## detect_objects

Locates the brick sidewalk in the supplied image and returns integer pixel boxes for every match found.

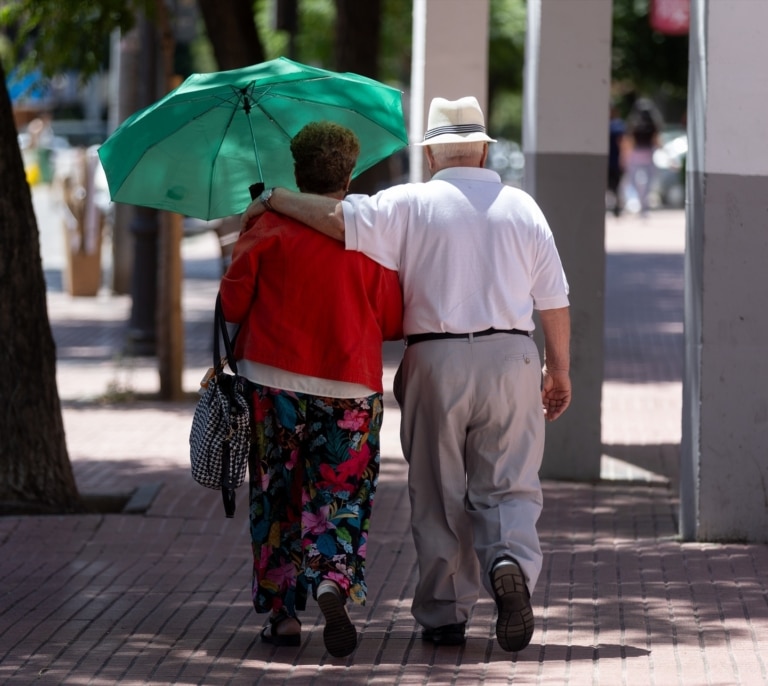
[1,206,767,685]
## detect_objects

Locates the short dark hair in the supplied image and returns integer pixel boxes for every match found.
[290,122,360,194]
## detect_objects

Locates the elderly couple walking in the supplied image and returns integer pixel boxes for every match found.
[219,96,571,658]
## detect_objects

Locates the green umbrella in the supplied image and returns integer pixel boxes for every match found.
[98,57,408,220]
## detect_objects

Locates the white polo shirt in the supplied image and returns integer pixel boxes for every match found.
[342,167,570,336]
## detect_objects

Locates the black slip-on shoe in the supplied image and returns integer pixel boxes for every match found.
[421,621,467,646]
[317,581,358,658]
[490,558,534,652]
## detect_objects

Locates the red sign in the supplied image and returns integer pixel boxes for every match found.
[650,0,690,35]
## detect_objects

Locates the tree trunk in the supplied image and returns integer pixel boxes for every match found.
[155,2,185,401]
[334,0,393,194]
[0,63,82,514]
[334,0,381,77]
[198,0,266,70]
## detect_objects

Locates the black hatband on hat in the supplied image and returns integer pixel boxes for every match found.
[423,123,488,140]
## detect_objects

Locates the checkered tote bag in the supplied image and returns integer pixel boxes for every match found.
[189,294,251,517]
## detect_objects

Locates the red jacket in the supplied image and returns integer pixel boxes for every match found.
[219,212,403,394]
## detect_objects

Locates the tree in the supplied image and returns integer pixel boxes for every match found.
[0,1,149,513]
[0,60,83,513]
[334,0,381,76]
[0,0,300,511]
[197,0,265,70]
[333,0,389,194]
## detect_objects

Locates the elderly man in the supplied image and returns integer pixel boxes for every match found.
[241,97,571,653]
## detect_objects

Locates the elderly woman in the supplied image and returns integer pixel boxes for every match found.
[219,122,403,658]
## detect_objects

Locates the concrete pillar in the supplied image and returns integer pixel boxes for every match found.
[523,1,613,480]
[409,0,490,182]
[681,1,768,542]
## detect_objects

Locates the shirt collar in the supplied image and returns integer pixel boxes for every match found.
[430,166,501,183]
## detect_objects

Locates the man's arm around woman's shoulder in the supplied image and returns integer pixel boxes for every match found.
[241,188,346,241]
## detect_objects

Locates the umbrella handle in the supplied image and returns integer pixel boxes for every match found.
[243,99,265,199]
[249,182,265,200]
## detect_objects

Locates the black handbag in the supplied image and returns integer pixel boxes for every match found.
[189,293,251,517]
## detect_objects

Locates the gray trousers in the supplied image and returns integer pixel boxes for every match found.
[394,332,545,628]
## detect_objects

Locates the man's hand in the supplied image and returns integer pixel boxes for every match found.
[539,306,570,421]
[238,187,346,242]
[541,367,571,421]
[240,198,267,232]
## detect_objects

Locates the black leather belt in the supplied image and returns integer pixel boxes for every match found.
[406,328,531,346]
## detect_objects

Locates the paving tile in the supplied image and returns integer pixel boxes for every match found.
[2,204,767,684]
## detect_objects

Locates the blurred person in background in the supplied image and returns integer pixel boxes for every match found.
[623,97,663,216]
[607,103,626,217]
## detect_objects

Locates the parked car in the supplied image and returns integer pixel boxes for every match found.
[487,138,525,187]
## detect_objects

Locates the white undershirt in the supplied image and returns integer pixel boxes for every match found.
[237,359,375,399]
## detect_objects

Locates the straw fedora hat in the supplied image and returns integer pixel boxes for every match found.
[416,96,496,146]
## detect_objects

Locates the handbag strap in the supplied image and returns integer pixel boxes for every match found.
[213,292,240,375]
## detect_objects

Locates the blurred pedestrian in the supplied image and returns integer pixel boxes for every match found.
[624,97,663,216]
[241,96,572,653]
[220,122,403,657]
[607,103,626,216]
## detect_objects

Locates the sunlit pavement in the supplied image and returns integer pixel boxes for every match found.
[1,190,766,685]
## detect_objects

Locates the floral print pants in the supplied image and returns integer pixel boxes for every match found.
[248,383,383,616]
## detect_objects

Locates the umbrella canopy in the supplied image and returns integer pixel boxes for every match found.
[98,57,408,220]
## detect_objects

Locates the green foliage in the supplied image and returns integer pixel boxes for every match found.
[256,0,410,86]
[1,0,690,133]
[0,34,12,67]
[380,0,412,85]
[188,28,217,74]
[489,90,523,142]
[253,0,288,59]
[255,0,334,65]
[611,0,688,109]
[487,0,690,137]
[293,0,334,64]
[488,0,527,140]
[489,0,526,93]
[0,0,153,79]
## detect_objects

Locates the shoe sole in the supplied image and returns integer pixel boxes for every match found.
[491,561,534,652]
[317,591,358,658]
